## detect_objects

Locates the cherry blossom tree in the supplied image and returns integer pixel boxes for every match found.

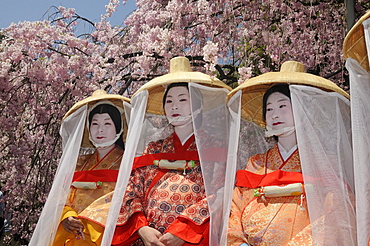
[118,0,368,88]
[0,2,137,243]
[0,0,368,244]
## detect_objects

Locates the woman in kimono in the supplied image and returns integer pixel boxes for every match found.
[29,90,130,246]
[227,61,356,245]
[113,56,231,246]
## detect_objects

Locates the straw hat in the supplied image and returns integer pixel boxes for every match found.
[227,61,349,128]
[63,90,130,148]
[343,11,370,72]
[133,56,232,115]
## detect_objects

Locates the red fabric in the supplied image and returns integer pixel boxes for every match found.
[114,132,210,245]
[112,212,148,245]
[72,169,119,183]
[167,217,209,245]
[236,169,304,188]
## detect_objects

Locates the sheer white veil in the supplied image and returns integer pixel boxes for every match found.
[189,83,230,245]
[220,90,270,245]
[101,92,147,245]
[291,85,356,245]
[344,13,370,246]
[29,105,87,246]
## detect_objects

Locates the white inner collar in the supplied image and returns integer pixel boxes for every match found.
[278,142,297,161]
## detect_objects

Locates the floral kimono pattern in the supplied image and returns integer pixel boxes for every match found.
[114,132,209,246]
[228,144,313,246]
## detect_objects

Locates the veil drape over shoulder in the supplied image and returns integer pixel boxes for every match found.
[189,83,230,245]
[221,90,270,245]
[101,92,147,246]
[344,11,370,246]
[291,85,356,245]
[29,105,87,246]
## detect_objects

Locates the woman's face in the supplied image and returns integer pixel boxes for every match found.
[265,92,295,130]
[89,113,117,145]
[164,86,192,127]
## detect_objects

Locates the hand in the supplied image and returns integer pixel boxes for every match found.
[61,216,84,234]
[159,233,185,246]
[138,226,165,246]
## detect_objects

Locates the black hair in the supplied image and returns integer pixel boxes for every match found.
[162,82,189,109]
[89,103,124,149]
[262,83,291,120]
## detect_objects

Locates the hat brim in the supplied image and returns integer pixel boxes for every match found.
[228,71,349,128]
[63,93,130,120]
[134,72,232,115]
[343,11,370,72]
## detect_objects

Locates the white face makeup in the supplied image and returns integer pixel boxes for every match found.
[164,86,192,127]
[89,113,117,145]
[265,92,295,131]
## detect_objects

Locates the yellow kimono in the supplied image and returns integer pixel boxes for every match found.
[53,146,123,246]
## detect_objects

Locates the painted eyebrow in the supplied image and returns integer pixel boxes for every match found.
[91,118,112,121]
[277,98,289,102]
[166,93,187,97]
[267,98,288,105]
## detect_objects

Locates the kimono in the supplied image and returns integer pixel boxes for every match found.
[227,144,313,246]
[53,146,123,246]
[113,132,209,246]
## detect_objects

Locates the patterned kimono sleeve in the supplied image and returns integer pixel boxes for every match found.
[113,167,149,244]
[166,199,210,244]
[227,186,250,246]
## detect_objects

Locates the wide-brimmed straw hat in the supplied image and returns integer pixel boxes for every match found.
[63,90,130,148]
[133,56,232,115]
[343,11,370,72]
[227,61,349,128]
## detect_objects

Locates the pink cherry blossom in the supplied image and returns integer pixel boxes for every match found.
[0,0,368,244]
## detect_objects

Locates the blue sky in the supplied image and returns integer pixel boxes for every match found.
[0,0,137,30]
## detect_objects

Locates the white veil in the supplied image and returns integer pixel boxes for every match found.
[345,17,370,246]
[220,90,270,245]
[290,84,356,245]
[189,83,230,245]
[101,92,148,246]
[29,105,87,246]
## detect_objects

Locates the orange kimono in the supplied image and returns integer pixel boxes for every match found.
[53,146,123,246]
[113,133,209,246]
[228,144,313,246]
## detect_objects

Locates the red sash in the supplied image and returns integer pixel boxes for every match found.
[72,169,119,183]
[236,169,304,188]
[132,151,200,170]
